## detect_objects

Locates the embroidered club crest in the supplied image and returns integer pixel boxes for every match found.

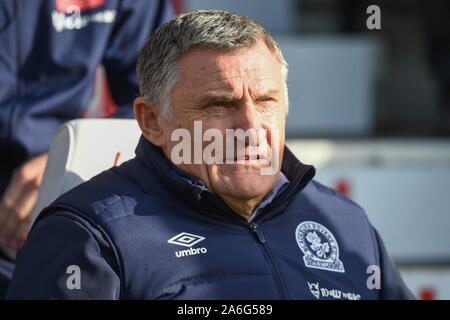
[295,221,345,273]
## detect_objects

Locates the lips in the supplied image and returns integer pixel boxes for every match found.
[224,153,271,164]
[230,146,271,161]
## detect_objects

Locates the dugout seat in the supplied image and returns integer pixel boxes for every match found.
[31,118,142,223]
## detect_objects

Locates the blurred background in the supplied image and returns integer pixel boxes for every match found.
[166,0,450,300]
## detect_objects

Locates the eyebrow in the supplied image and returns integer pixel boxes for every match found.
[198,88,281,105]
[198,91,235,104]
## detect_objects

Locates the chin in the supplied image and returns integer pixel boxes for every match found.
[216,173,277,200]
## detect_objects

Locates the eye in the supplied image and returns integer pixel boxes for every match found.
[203,101,230,113]
[256,97,278,113]
[210,101,228,107]
[260,97,273,103]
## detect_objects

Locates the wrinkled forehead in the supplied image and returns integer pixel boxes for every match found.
[177,41,285,92]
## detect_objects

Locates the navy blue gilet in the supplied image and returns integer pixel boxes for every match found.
[7,136,414,299]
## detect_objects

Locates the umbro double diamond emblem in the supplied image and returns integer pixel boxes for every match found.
[167,232,208,258]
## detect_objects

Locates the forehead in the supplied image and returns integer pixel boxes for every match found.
[176,41,283,94]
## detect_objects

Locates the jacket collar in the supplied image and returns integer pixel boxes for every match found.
[135,135,315,224]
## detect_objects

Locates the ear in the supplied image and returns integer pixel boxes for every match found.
[134,97,166,147]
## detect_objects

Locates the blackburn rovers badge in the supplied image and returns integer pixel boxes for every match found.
[295,221,345,273]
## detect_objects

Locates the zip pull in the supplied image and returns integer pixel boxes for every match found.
[250,222,266,244]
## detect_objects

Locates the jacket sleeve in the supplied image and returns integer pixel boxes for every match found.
[372,227,416,300]
[102,0,175,118]
[6,212,121,299]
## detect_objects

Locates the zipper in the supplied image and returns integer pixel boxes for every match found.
[250,221,266,243]
[249,222,290,299]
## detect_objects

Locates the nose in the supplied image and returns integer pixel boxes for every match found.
[230,100,266,149]
[233,100,261,132]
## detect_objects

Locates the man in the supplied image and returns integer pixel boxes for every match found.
[7,10,414,299]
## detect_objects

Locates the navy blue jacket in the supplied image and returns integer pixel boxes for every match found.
[6,136,414,299]
[0,0,173,191]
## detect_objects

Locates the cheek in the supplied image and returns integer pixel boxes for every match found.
[261,115,285,146]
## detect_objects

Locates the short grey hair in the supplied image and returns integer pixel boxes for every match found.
[137,10,288,119]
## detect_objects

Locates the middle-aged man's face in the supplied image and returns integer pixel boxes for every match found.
[156,39,287,207]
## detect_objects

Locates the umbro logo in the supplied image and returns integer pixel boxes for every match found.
[167,232,208,258]
[167,232,205,247]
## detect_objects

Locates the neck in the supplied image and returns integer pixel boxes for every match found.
[220,194,267,220]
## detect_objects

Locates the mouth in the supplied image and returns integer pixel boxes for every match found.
[224,154,271,165]
[246,154,260,160]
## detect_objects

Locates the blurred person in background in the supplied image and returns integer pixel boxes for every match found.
[0,0,174,298]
